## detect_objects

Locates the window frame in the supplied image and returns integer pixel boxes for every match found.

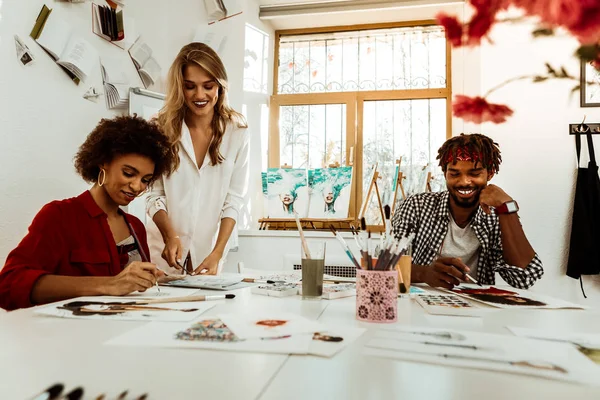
[269,20,452,223]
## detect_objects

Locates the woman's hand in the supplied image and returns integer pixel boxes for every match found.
[104,261,164,296]
[193,251,222,275]
[161,235,182,269]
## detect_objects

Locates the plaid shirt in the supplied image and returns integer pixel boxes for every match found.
[391,191,543,289]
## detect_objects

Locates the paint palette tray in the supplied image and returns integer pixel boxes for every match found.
[415,293,489,317]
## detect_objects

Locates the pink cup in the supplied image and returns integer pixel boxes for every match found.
[356,269,398,323]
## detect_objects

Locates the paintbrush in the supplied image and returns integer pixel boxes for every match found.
[132,294,236,304]
[330,225,361,269]
[242,278,285,284]
[464,273,483,287]
[294,210,311,259]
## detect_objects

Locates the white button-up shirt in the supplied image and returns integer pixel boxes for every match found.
[146,121,250,273]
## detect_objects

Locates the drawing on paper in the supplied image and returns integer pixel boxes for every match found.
[308,167,353,218]
[58,301,199,316]
[175,318,241,342]
[256,320,288,328]
[313,332,343,342]
[452,287,547,307]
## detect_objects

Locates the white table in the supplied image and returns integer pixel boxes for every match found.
[1,287,599,400]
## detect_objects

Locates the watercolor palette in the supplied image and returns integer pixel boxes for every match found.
[416,294,489,317]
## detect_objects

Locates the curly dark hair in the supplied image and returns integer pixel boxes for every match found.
[436,133,502,174]
[74,115,176,183]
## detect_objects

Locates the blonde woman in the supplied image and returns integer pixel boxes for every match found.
[146,42,249,276]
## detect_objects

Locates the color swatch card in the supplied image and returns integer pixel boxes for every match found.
[218,312,324,340]
[415,293,493,317]
[34,296,216,322]
[448,285,587,309]
[365,326,600,386]
[106,317,314,355]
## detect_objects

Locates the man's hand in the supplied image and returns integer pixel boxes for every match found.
[420,257,470,289]
[479,184,512,214]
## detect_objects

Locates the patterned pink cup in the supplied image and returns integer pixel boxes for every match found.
[355,269,398,323]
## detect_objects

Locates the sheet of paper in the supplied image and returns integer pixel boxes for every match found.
[508,326,600,365]
[218,311,323,340]
[34,296,215,322]
[106,317,313,355]
[364,326,600,386]
[446,284,586,309]
[14,35,34,65]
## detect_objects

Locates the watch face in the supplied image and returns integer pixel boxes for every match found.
[506,201,518,213]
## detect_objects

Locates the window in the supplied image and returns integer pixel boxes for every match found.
[270,22,451,227]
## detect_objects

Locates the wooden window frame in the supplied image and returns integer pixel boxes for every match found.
[269,20,452,222]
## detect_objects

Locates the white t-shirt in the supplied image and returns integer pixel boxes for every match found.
[439,216,480,279]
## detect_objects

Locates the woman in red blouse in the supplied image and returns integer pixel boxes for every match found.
[0,116,177,310]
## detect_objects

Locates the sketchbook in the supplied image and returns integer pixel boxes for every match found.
[30,4,99,84]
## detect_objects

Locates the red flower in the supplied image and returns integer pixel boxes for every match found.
[515,0,600,44]
[452,95,514,124]
[436,13,464,46]
[467,11,495,45]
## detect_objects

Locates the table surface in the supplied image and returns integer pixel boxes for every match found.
[1,285,599,400]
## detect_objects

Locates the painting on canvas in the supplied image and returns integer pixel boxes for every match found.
[308,167,353,219]
[266,168,309,218]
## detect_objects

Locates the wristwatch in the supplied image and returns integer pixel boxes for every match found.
[495,200,519,214]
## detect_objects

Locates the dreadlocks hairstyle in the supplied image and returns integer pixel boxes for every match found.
[436,133,502,174]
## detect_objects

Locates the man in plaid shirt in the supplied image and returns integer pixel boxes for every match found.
[392,134,543,289]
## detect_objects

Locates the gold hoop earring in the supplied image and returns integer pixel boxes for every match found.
[98,168,106,187]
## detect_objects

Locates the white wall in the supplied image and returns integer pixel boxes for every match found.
[478,19,600,303]
[0,0,207,261]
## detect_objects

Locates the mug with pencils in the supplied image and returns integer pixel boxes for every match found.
[355,269,398,323]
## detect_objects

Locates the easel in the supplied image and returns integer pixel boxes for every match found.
[391,158,407,213]
[358,165,385,230]
[425,171,434,192]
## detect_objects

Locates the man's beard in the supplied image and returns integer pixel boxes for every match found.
[449,188,481,209]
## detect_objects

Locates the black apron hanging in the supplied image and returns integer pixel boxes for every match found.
[566,125,600,297]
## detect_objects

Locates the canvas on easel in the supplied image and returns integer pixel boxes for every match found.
[266,168,309,218]
[307,167,353,219]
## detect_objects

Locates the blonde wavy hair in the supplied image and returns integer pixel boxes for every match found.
[158,42,247,170]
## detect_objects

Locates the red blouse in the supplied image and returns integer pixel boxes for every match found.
[0,191,149,310]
